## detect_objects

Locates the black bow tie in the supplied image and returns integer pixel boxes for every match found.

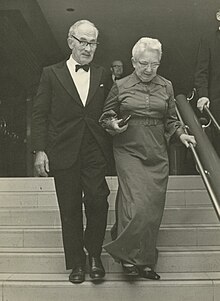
[75,64,90,72]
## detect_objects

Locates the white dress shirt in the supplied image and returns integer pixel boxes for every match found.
[66,55,90,106]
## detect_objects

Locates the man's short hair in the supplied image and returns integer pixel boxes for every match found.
[111,60,123,67]
[132,37,162,61]
[68,20,99,39]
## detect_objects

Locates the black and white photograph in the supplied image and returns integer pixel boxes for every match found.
[0,0,220,300]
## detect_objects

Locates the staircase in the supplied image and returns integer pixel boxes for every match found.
[0,176,219,301]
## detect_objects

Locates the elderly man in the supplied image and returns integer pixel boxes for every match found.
[195,8,220,156]
[32,20,112,284]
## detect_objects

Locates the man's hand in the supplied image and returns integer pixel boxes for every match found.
[179,134,196,148]
[197,97,210,112]
[34,151,49,177]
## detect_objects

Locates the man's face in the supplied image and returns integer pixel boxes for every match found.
[68,24,98,65]
[111,61,123,79]
[132,50,160,82]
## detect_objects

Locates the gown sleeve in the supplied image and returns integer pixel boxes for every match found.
[164,82,185,144]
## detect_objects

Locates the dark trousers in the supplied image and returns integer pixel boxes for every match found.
[51,130,109,269]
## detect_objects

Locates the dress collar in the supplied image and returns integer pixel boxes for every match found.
[123,72,166,88]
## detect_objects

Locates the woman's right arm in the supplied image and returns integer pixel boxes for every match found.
[99,83,128,135]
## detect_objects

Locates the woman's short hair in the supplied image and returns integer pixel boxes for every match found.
[68,20,99,38]
[132,37,162,61]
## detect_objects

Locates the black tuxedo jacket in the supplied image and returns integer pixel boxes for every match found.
[194,29,220,103]
[32,60,113,170]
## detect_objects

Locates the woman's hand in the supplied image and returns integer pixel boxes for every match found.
[179,134,196,148]
[110,119,128,134]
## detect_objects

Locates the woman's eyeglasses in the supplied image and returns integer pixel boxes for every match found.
[138,61,160,69]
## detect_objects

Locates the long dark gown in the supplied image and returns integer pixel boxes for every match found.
[100,72,183,268]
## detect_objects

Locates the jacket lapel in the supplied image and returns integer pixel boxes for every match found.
[86,64,102,105]
[52,61,83,107]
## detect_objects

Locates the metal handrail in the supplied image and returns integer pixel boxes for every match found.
[187,88,220,132]
[198,117,211,130]
[175,94,220,221]
[203,106,220,132]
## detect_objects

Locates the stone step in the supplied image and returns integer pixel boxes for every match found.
[0,176,211,209]
[0,176,206,192]
[0,273,219,301]
[0,177,56,192]
[0,224,220,248]
[0,189,211,208]
[0,206,217,226]
[0,246,220,274]
[0,176,218,301]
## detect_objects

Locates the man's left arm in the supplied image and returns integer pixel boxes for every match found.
[32,68,52,176]
[32,68,52,152]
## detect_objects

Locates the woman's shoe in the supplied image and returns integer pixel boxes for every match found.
[138,267,160,280]
[121,262,139,276]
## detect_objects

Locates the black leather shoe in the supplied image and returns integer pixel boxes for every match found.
[69,266,85,284]
[89,256,105,280]
[121,262,139,276]
[138,267,160,280]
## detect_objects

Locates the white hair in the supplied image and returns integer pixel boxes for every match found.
[68,20,99,38]
[132,37,162,61]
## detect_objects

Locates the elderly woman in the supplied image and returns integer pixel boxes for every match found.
[100,37,196,280]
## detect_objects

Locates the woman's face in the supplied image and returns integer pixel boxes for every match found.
[132,50,160,82]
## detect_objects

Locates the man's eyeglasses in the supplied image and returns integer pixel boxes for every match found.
[138,61,160,69]
[71,35,99,48]
[112,65,123,68]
